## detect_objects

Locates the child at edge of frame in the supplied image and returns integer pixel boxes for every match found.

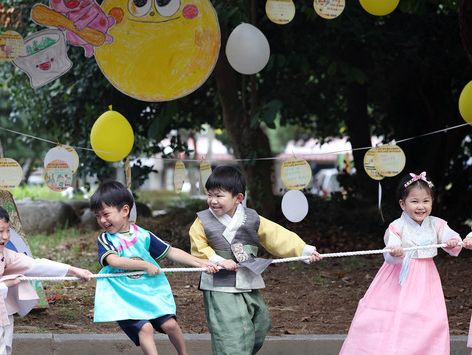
[463,231,472,354]
[90,180,218,355]
[0,206,93,355]
[339,171,464,355]
[189,165,323,355]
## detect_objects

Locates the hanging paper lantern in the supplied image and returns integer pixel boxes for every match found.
[174,160,187,193]
[280,158,312,190]
[459,80,472,124]
[373,145,406,177]
[363,148,384,181]
[90,107,134,162]
[0,158,23,189]
[44,145,79,173]
[359,0,399,16]
[313,0,345,20]
[225,23,270,75]
[265,0,296,25]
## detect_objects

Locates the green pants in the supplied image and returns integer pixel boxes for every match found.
[203,290,272,355]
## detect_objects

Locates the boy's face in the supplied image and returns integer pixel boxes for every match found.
[94,203,130,234]
[207,188,244,217]
[0,219,10,249]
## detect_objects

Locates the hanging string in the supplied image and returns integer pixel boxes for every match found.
[18,242,460,281]
[0,123,469,162]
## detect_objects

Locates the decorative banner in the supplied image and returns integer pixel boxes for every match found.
[199,160,212,194]
[313,0,345,20]
[280,158,312,190]
[94,0,220,102]
[459,80,472,124]
[0,30,24,61]
[373,145,406,177]
[174,160,187,193]
[0,190,48,309]
[358,0,399,16]
[31,2,115,58]
[363,147,384,181]
[0,158,23,189]
[226,23,270,75]
[281,190,309,223]
[44,160,73,192]
[90,108,134,162]
[13,29,72,89]
[265,0,296,25]
[44,145,79,174]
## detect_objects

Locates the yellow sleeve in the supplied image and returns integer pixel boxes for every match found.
[189,217,217,259]
[258,216,306,258]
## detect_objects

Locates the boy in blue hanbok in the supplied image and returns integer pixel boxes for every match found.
[91,181,218,355]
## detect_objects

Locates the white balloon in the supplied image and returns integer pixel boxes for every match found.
[225,23,270,75]
[281,190,309,223]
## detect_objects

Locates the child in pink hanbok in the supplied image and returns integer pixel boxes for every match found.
[0,206,92,355]
[340,172,463,355]
[464,232,472,354]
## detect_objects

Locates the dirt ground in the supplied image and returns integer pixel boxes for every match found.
[13,199,472,336]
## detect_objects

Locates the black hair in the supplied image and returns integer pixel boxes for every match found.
[90,181,134,215]
[0,207,10,223]
[396,172,435,201]
[205,165,246,196]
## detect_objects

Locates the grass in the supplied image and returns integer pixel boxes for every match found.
[10,185,87,201]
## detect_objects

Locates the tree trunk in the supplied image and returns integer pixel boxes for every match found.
[213,20,276,216]
[344,83,377,199]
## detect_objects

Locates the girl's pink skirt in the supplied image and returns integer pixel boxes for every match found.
[340,258,450,355]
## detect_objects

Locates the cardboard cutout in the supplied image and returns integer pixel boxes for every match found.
[13,29,72,89]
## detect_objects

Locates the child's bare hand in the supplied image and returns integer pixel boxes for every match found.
[389,247,404,257]
[202,262,219,274]
[218,259,238,271]
[309,251,322,263]
[145,263,160,276]
[3,277,21,287]
[445,238,460,249]
[69,266,93,281]
[463,233,472,249]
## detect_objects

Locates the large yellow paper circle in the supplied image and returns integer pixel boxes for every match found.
[95,0,220,102]
[459,80,472,124]
[90,109,134,162]
[359,0,399,16]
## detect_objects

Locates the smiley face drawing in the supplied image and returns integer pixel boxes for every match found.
[95,0,220,102]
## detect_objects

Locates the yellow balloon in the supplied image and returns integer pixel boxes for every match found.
[90,109,134,162]
[459,80,472,124]
[359,0,399,16]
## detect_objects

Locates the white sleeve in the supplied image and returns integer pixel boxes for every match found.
[301,245,317,264]
[438,222,462,256]
[0,282,8,299]
[383,227,403,264]
[25,259,70,277]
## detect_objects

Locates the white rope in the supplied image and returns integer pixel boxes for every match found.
[19,243,458,281]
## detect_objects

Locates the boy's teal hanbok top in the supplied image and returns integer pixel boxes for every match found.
[93,224,176,322]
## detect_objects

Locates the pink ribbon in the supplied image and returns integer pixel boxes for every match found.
[404,172,434,188]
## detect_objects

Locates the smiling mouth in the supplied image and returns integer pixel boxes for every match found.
[129,16,181,24]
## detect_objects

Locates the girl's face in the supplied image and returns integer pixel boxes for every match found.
[0,219,10,249]
[94,203,130,234]
[399,186,433,225]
